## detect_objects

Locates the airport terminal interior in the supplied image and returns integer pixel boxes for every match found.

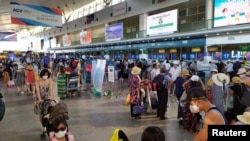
[1,0,250,141]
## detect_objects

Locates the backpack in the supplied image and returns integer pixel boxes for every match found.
[152,74,166,92]
[235,88,250,106]
[0,93,5,121]
[110,129,129,141]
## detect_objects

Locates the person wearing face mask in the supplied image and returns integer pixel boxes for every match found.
[237,68,250,85]
[50,117,75,141]
[183,87,227,141]
[35,69,54,125]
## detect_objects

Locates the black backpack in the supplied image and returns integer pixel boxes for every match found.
[152,74,166,92]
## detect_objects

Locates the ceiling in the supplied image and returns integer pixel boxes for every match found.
[0,0,94,33]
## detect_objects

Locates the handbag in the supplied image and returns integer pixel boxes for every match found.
[7,80,15,87]
[125,94,130,105]
[132,100,146,114]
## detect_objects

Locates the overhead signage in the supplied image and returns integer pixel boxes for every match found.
[147,9,178,36]
[222,52,231,60]
[191,47,201,52]
[208,47,218,52]
[189,53,196,60]
[0,32,17,42]
[239,45,250,51]
[214,0,250,27]
[10,2,62,27]
[158,49,165,53]
[113,2,127,16]
[80,30,92,44]
[170,49,177,53]
[105,23,123,42]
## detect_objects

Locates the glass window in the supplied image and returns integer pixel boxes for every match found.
[188,7,197,15]
[188,15,197,22]
[197,13,205,21]
[179,9,187,17]
[198,5,205,13]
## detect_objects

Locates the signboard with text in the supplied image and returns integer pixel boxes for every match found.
[147,9,178,36]
[10,2,62,27]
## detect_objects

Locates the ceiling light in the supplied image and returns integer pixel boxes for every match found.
[172,38,174,40]
[226,32,229,35]
[186,36,189,38]
[205,34,208,37]
[239,31,242,33]
[164,38,167,40]
[216,33,220,36]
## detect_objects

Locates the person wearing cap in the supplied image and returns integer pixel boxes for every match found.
[228,76,247,124]
[129,66,142,119]
[174,70,190,124]
[184,87,227,141]
[237,67,250,85]
[169,61,181,95]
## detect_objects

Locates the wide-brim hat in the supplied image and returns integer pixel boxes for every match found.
[232,76,243,84]
[131,66,141,75]
[237,68,246,75]
[212,73,230,87]
[18,65,24,69]
[181,70,190,76]
[237,112,250,125]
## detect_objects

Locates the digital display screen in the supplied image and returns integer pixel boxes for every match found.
[164,53,169,59]
[215,52,222,60]
[158,54,164,60]
[197,53,203,60]
[189,53,196,60]
[153,54,157,59]
[172,53,177,60]
[222,52,231,60]
[214,0,250,27]
[181,53,188,60]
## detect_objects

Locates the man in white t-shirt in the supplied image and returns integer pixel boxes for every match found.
[169,61,181,95]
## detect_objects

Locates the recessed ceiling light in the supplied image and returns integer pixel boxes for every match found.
[186,36,189,38]
[164,38,167,40]
[239,31,242,33]
[226,32,229,35]
[172,38,174,40]
[205,34,208,37]
[216,33,220,36]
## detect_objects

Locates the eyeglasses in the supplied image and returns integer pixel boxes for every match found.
[54,127,66,133]
[191,96,205,100]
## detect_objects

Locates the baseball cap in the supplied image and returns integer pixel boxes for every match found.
[182,87,207,102]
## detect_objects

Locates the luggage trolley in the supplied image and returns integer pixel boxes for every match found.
[66,73,80,97]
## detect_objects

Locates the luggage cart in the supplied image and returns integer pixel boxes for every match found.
[66,74,80,97]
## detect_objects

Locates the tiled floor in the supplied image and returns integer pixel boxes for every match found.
[0,81,194,141]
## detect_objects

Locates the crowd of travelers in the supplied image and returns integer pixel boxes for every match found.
[1,51,250,141]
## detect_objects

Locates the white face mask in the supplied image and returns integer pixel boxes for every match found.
[189,104,199,113]
[42,76,48,79]
[54,128,67,138]
[239,74,246,79]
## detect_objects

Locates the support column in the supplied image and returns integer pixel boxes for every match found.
[139,13,148,38]
[206,0,213,29]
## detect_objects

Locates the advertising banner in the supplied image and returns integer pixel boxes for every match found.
[105,23,123,42]
[92,59,106,97]
[108,61,115,83]
[63,33,71,46]
[0,32,17,42]
[80,30,92,44]
[113,2,127,16]
[214,0,250,27]
[147,9,178,36]
[10,2,62,27]
[91,60,97,84]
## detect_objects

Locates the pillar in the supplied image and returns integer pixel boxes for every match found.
[206,0,213,29]
[139,13,148,38]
